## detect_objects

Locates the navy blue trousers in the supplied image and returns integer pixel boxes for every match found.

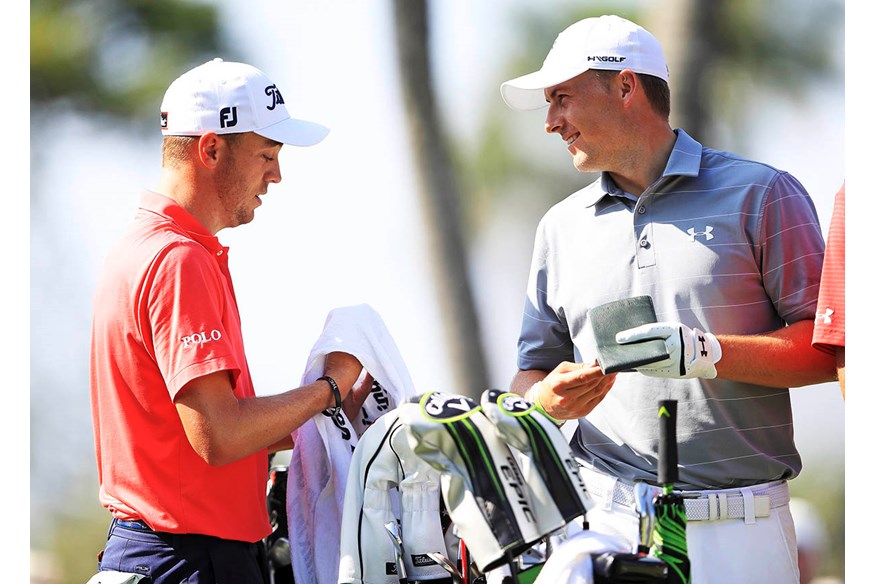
[97,519,266,584]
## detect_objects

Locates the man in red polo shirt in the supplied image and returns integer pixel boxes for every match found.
[812,182,845,397]
[90,58,366,583]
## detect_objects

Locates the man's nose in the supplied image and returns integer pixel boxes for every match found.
[267,161,281,184]
[544,105,562,135]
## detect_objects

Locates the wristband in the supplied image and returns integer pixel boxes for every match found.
[526,382,563,426]
[318,375,342,411]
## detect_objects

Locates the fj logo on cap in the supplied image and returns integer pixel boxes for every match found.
[160,112,168,129]
[219,106,238,129]
[264,84,285,111]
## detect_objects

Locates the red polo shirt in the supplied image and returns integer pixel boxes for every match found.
[812,184,845,354]
[90,191,270,542]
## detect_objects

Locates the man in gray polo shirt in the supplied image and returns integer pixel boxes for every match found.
[500,14,837,583]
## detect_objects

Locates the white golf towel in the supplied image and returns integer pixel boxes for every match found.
[287,304,418,584]
[532,530,628,584]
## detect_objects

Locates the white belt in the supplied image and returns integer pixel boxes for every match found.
[579,467,790,524]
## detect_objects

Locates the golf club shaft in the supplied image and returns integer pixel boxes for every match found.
[652,400,691,584]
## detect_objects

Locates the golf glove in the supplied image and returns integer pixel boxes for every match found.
[615,322,722,379]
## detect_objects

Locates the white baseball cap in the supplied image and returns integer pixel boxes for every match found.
[500,15,669,111]
[160,58,329,146]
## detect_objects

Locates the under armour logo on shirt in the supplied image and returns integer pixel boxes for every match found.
[816,308,834,324]
[687,226,714,241]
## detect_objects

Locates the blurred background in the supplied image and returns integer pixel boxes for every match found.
[26,0,849,582]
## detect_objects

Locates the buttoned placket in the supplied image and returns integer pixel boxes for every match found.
[634,193,656,268]
[213,245,240,314]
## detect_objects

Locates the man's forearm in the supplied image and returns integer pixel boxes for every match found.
[509,369,549,396]
[715,320,837,388]
[268,434,295,454]
[176,374,338,466]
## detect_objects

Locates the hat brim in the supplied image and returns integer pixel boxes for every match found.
[255,117,330,147]
[500,66,592,111]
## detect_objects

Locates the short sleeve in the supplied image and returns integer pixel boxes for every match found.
[517,217,575,371]
[143,242,242,398]
[812,184,845,353]
[759,172,825,324]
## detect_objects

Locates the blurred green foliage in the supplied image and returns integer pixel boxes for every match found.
[31,0,230,131]
[791,462,846,580]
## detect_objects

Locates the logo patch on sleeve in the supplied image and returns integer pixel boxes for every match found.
[180,329,222,348]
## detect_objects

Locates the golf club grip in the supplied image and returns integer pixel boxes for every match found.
[657,400,678,486]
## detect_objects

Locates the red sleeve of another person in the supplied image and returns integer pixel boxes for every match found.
[812,184,845,353]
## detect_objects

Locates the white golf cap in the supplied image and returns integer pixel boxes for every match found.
[160,58,329,146]
[500,15,669,111]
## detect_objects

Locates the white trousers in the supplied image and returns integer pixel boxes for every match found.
[578,466,800,584]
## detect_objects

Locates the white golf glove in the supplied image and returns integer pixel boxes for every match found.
[615,322,722,379]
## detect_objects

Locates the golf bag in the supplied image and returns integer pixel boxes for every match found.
[265,459,293,584]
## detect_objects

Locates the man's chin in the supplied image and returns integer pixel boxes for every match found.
[572,155,595,174]
[233,210,256,228]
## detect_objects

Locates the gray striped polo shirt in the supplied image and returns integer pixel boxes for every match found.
[517,129,825,489]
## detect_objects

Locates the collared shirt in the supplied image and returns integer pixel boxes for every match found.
[518,130,825,489]
[90,190,270,542]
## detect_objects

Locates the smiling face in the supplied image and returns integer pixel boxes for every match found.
[214,132,284,229]
[543,70,627,174]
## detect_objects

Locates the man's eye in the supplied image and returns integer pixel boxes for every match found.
[263,155,275,162]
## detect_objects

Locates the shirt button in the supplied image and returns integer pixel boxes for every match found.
[640,239,648,248]
[217,250,224,256]
[638,206,646,214]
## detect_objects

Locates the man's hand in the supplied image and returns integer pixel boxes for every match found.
[528,361,617,421]
[616,322,722,379]
[342,372,374,421]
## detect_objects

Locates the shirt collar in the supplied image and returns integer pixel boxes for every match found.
[582,129,704,207]
[139,190,228,256]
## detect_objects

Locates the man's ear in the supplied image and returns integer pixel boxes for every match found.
[618,68,638,106]
[197,132,222,169]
